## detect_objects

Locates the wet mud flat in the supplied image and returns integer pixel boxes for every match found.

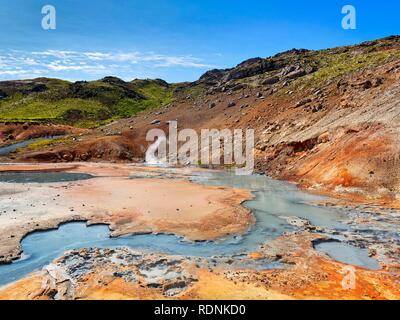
[0,163,399,299]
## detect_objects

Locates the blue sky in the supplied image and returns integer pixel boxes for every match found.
[0,0,399,82]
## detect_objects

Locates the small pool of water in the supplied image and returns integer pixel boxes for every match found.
[0,172,94,183]
[314,241,380,270]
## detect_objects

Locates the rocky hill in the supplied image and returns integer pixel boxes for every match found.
[2,35,400,205]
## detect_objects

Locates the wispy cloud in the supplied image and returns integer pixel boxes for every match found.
[84,51,212,68]
[0,49,215,80]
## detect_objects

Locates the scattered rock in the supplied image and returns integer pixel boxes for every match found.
[208,102,216,109]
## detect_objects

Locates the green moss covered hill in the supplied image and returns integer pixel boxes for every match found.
[0,77,177,128]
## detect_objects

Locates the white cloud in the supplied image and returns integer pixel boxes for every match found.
[47,60,106,72]
[31,50,79,59]
[28,50,214,68]
[0,69,42,76]
[83,52,113,61]
[0,49,215,80]
[154,56,211,68]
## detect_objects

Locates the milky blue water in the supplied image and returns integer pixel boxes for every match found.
[0,169,380,287]
[314,242,379,270]
[0,136,63,157]
[0,140,39,156]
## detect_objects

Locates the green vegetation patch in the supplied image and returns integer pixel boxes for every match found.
[0,78,177,127]
[21,137,67,151]
[289,46,400,91]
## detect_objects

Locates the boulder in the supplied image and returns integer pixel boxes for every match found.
[285,68,306,80]
[261,76,280,85]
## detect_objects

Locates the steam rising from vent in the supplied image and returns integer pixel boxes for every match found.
[145,136,167,165]
[145,121,254,175]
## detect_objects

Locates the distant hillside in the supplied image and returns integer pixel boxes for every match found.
[0,77,177,128]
